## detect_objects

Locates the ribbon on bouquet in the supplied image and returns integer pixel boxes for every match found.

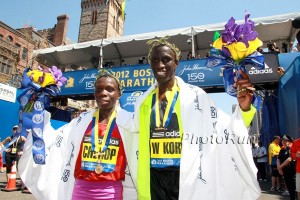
[206,48,264,110]
[17,68,61,164]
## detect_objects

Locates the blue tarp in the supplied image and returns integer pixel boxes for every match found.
[260,91,281,148]
[278,56,300,139]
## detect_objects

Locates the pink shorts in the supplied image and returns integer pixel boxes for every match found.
[72,179,123,200]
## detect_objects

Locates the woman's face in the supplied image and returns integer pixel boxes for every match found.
[150,46,178,85]
[94,76,120,110]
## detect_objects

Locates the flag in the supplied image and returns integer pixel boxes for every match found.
[121,0,126,21]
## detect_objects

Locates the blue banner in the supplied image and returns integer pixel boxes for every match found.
[61,59,224,95]
[60,56,280,96]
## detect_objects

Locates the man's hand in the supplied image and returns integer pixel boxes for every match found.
[234,70,254,111]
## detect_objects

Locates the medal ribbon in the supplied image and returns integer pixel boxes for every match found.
[91,109,117,154]
[153,83,179,128]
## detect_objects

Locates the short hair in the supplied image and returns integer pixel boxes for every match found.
[94,68,123,95]
[147,36,181,64]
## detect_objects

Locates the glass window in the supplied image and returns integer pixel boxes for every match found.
[0,34,3,40]
[91,10,97,25]
[0,64,5,73]
[5,65,10,75]
[7,35,13,43]
[22,48,28,60]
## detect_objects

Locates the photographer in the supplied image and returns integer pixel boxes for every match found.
[267,41,280,52]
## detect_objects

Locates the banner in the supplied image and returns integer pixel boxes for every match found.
[60,56,280,96]
[0,83,17,103]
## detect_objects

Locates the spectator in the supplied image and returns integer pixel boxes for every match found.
[257,47,264,54]
[269,135,284,192]
[186,51,193,60]
[252,143,258,168]
[0,144,3,173]
[289,42,298,52]
[256,141,268,181]
[267,41,280,52]
[277,135,296,198]
[290,137,300,200]
[0,125,26,183]
[205,51,211,58]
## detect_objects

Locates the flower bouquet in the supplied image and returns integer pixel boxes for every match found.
[206,13,264,96]
[17,66,66,164]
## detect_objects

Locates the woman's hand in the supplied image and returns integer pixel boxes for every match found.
[234,70,254,111]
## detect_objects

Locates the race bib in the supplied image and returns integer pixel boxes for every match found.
[11,148,17,154]
[81,137,120,172]
[150,129,182,168]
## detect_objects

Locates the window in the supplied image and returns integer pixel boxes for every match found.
[22,48,28,60]
[0,34,3,40]
[116,19,119,33]
[0,63,5,73]
[15,43,21,48]
[91,10,98,25]
[7,35,13,43]
[5,65,10,75]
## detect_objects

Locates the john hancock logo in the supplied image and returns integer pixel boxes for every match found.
[65,77,74,88]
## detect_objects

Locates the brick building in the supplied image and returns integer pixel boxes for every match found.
[78,0,124,42]
[0,15,69,86]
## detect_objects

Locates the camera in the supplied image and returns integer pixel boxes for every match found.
[282,42,288,53]
[187,38,192,45]
[267,41,274,51]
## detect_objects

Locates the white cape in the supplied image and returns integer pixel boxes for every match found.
[18,110,137,200]
[117,77,261,200]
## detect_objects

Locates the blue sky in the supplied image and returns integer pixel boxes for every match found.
[0,0,299,114]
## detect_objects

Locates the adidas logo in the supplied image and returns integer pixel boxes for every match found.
[248,64,273,75]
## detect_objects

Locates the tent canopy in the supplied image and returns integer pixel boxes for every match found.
[33,12,300,68]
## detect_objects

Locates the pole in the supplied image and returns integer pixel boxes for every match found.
[98,39,103,69]
[191,27,195,58]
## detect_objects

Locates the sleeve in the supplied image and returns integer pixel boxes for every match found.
[240,105,256,128]
[290,142,297,159]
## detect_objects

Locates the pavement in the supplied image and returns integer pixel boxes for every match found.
[0,169,293,200]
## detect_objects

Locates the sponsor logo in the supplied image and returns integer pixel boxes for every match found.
[65,77,74,88]
[249,65,273,75]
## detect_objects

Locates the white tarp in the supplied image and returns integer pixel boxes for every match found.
[0,83,17,103]
[33,12,300,68]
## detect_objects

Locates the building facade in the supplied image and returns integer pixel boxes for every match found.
[78,0,124,42]
[0,15,69,86]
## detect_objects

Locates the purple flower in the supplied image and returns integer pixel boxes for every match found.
[222,17,237,43]
[48,66,67,87]
[221,13,258,47]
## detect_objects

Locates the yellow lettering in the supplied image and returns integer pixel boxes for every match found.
[133,70,139,77]
[148,77,155,86]
[134,79,140,87]
[127,79,132,87]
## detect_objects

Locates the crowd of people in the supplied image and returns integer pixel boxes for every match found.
[0,37,298,200]
[252,135,300,200]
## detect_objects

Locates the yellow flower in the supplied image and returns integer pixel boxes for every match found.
[213,37,263,63]
[27,70,56,88]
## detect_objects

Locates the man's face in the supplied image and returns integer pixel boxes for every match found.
[150,46,178,85]
[94,77,120,110]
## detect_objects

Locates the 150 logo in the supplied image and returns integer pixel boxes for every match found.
[187,73,205,82]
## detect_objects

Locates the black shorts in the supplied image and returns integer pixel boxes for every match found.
[271,165,281,177]
[150,168,179,200]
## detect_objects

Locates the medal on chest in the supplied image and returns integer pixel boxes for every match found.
[94,152,105,174]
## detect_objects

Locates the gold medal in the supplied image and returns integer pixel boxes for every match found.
[95,163,103,174]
